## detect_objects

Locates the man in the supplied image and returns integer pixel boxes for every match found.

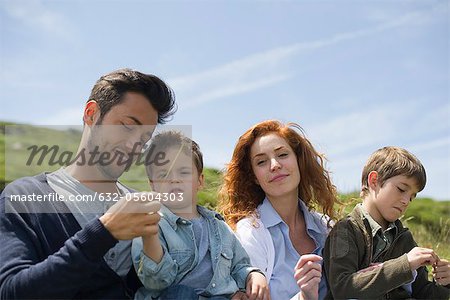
[0,69,177,299]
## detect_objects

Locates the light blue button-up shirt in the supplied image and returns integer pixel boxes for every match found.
[132,205,260,299]
[259,198,329,300]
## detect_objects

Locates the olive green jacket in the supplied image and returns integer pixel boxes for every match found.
[323,204,450,299]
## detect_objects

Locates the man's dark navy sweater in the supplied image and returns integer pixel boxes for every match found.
[0,173,142,299]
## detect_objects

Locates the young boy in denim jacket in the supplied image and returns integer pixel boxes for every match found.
[323,146,450,299]
[132,131,269,300]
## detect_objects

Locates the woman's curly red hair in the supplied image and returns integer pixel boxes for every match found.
[218,120,337,229]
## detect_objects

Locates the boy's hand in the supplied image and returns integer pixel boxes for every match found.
[100,192,161,240]
[246,271,270,300]
[294,254,322,300]
[407,247,440,271]
[433,259,450,286]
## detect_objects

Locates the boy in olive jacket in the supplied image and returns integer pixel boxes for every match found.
[323,146,450,299]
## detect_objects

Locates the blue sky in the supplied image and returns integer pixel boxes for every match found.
[1,0,449,200]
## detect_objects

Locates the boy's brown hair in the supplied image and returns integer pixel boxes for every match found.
[145,131,203,178]
[360,146,426,197]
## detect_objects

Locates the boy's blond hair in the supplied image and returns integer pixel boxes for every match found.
[145,131,203,178]
[361,146,426,197]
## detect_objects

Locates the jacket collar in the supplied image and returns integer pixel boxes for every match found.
[351,204,405,237]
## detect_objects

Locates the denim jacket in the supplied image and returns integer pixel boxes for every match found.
[131,205,260,299]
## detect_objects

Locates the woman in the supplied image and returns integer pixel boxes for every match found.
[219,120,337,300]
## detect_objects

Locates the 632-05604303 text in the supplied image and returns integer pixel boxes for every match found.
[125,192,184,202]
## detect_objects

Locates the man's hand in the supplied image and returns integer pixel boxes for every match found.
[406,247,439,271]
[294,254,322,300]
[99,192,161,240]
[231,291,248,300]
[433,258,450,286]
[246,271,270,300]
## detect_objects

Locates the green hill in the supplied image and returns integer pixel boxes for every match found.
[1,122,81,188]
[338,193,450,258]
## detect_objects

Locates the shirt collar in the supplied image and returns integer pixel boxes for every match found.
[299,199,324,234]
[259,198,283,228]
[160,204,217,229]
[358,203,397,237]
[258,197,324,234]
[160,205,181,228]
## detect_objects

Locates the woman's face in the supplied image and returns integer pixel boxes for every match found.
[250,133,300,199]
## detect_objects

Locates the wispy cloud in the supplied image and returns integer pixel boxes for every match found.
[409,137,450,153]
[35,107,83,126]
[179,74,291,109]
[309,107,396,156]
[36,3,443,125]
[0,59,60,90]
[0,0,78,90]
[307,94,449,176]
[167,47,297,110]
[329,135,450,171]
[1,0,76,42]
[413,102,450,135]
[168,3,443,110]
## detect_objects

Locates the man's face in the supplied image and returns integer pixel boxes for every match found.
[87,92,158,180]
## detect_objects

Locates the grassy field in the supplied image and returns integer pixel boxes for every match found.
[1,122,449,259]
[338,194,450,259]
